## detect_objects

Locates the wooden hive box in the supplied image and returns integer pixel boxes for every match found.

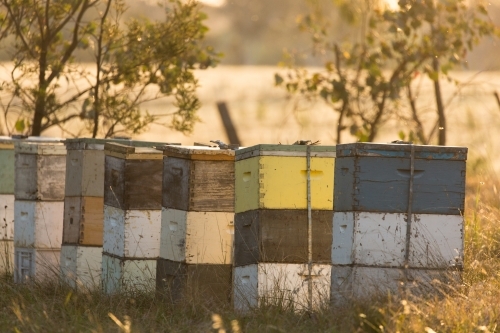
[233,263,331,312]
[235,145,335,214]
[334,143,467,215]
[102,253,156,293]
[159,146,236,212]
[332,212,463,269]
[103,143,163,210]
[156,259,232,304]
[15,141,67,201]
[14,247,60,283]
[60,244,102,290]
[234,210,333,266]
[63,139,170,246]
[160,208,234,265]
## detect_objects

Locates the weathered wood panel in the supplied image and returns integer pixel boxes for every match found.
[233,263,331,312]
[162,157,191,211]
[235,156,335,214]
[234,209,333,266]
[334,157,466,215]
[0,240,14,274]
[14,247,60,284]
[103,156,125,209]
[102,253,156,294]
[0,194,14,240]
[0,149,15,194]
[331,212,464,269]
[124,159,163,210]
[14,154,38,200]
[63,196,104,246]
[60,245,102,290]
[103,205,161,258]
[66,149,106,197]
[156,259,232,304]
[14,200,64,249]
[160,208,233,264]
[65,150,84,197]
[190,160,235,212]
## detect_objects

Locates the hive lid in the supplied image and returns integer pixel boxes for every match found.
[235,144,336,161]
[157,145,236,161]
[65,138,179,151]
[15,140,67,155]
[0,136,63,150]
[104,142,163,160]
[336,142,468,160]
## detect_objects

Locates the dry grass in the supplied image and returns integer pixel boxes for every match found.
[1,157,499,332]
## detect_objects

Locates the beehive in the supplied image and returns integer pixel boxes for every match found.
[157,146,236,303]
[14,140,66,283]
[102,143,163,293]
[331,142,467,303]
[233,263,331,312]
[235,145,336,213]
[60,245,101,289]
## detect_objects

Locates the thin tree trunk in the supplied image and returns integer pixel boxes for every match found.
[432,57,446,146]
[336,101,348,144]
[32,53,47,136]
[407,83,427,144]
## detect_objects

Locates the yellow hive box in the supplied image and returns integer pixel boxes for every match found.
[235,144,335,213]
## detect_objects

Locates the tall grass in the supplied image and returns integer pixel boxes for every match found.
[1,159,499,332]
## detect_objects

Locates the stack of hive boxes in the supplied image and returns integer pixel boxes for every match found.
[0,136,17,274]
[60,138,167,290]
[233,144,336,311]
[14,139,67,283]
[156,146,235,304]
[331,143,466,303]
[102,142,164,293]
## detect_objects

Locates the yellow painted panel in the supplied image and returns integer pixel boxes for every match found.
[235,156,334,213]
[235,157,261,213]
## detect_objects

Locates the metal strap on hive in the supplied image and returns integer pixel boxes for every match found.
[306,145,313,312]
[404,144,415,284]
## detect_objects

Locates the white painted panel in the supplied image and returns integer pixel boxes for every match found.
[410,214,463,268]
[0,194,14,240]
[14,200,35,247]
[101,254,156,294]
[332,212,354,265]
[104,206,161,258]
[161,208,234,264]
[60,245,102,290]
[103,205,125,256]
[234,263,331,312]
[0,240,14,274]
[14,247,60,283]
[352,212,407,267]
[160,208,187,261]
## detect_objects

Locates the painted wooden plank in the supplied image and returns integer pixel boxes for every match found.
[14,200,64,249]
[233,263,331,312]
[0,240,14,274]
[103,205,161,258]
[234,209,333,266]
[60,245,102,290]
[0,149,15,194]
[0,194,14,241]
[15,141,66,155]
[65,138,172,150]
[63,196,104,246]
[160,208,234,264]
[334,157,466,216]
[162,157,191,211]
[235,144,336,162]
[104,156,163,210]
[159,145,236,161]
[235,156,335,213]
[14,154,38,200]
[156,259,232,304]
[332,212,464,269]
[14,247,60,284]
[65,150,105,197]
[104,143,163,160]
[101,253,156,294]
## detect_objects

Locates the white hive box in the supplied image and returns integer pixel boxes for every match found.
[332,212,463,268]
[160,208,234,264]
[330,266,461,305]
[102,253,156,293]
[14,247,60,283]
[60,245,102,290]
[14,201,64,249]
[233,263,331,312]
[0,240,14,273]
[103,205,162,258]
[0,194,14,240]
[14,141,66,201]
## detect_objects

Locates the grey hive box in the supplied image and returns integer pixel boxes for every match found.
[334,143,467,215]
[234,209,333,266]
[159,146,236,212]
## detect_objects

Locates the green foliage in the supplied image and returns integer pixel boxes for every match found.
[0,0,219,137]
